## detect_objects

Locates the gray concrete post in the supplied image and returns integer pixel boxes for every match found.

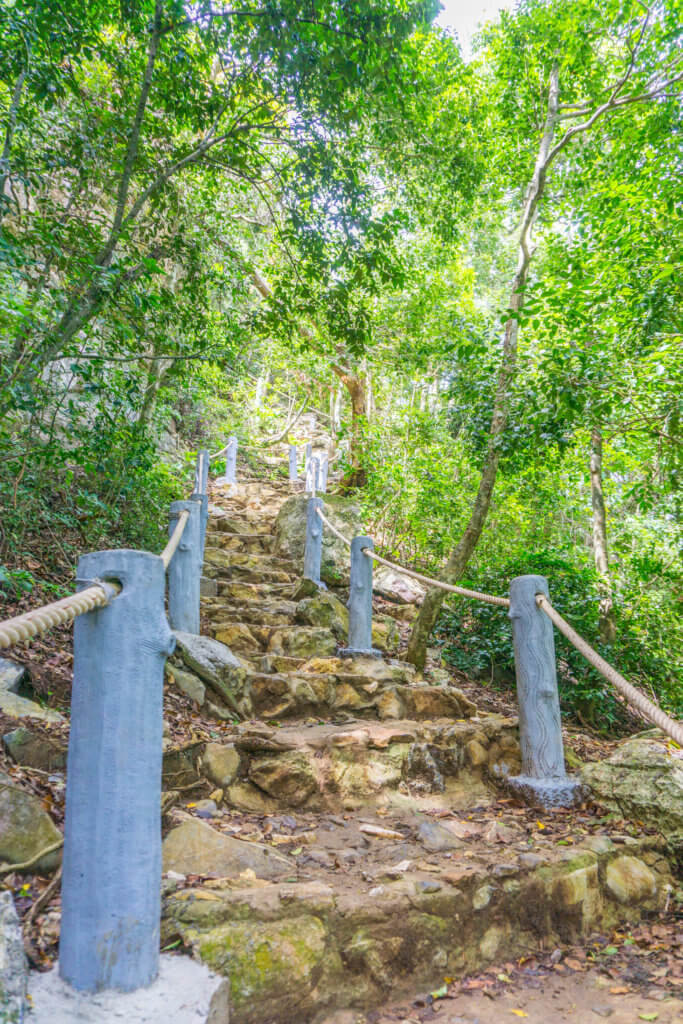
[60,550,175,993]
[289,445,298,482]
[190,490,209,563]
[167,499,201,634]
[303,497,323,585]
[340,537,380,657]
[304,442,312,473]
[224,435,237,484]
[320,453,329,492]
[305,455,319,493]
[507,574,583,808]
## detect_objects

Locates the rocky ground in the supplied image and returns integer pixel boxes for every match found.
[1,458,682,1023]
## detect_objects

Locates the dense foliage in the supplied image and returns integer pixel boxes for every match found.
[0,0,680,730]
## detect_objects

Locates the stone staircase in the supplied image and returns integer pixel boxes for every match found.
[161,473,676,1024]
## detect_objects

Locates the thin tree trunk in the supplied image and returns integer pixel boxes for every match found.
[332,362,367,487]
[590,425,617,644]
[406,64,562,670]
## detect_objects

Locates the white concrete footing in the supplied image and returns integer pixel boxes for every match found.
[28,955,230,1023]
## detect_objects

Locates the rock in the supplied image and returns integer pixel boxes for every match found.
[190,915,328,1024]
[0,891,27,1022]
[162,742,204,789]
[0,781,62,873]
[194,799,218,819]
[581,734,683,845]
[0,657,30,695]
[415,879,442,894]
[273,494,362,585]
[417,822,462,852]
[267,627,337,659]
[373,565,426,605]
[371,618,400,654]
[173,631,247,713]
[295,593,348,640]
[202,744,240,789]
[2,728,66,772]
[225,782,281,814]
[0,691,64,724]
[200,576,218,597]
[376,690,404,720]
[162,819,293,879]
[605,856,657,905]
[382,603,418,623]
[166,663,206,705]
[290,578,321,601]
[465,739,489,768]
[398,685,476,720]
[483,820,519,844]
[248,751,319,808]
[402,744,444,794]
[213,622,261,655]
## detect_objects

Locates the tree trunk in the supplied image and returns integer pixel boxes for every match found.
[332,362,367,488]
[590,425,617,644]
[406,65,562,671]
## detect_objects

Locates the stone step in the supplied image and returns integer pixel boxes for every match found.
[208,564,296,585]
[203,547,297,573]
[245,668,478,724]
[205,531,274,553]
[217,715,516,812]
[259,653,307,674]
[210,623,337,659]
[161,807,673,1024]
[207,598,297,628]
[212,580,294,603]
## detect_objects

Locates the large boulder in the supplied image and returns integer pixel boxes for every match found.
[0,780,62,873]
[173,631,248,716]
[162,819,293,879]
[581,732,683,846]
[0,891,27,1022]
[373,564,426,606]
[273,494,362,585]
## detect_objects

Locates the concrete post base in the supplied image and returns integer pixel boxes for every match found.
[507,773,585,809]
[338,647,382,659]
[28,955,230,1024]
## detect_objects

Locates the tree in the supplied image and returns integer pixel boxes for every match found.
[406,0,683,669]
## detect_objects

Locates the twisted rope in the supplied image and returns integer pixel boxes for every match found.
[536,594,683,746]
[315,505,352,547]
[161,509,190,569]
[363,549,510,607]
[315,504,507,603]
[0,507,188,650]
[0,582,117,650]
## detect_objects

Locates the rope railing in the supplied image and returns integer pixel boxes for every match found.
[160,509,189,569]
[308,496,682,751]
[315,505,351,548]
[364,549,510,608]
[0,507,191,651]
[536,594,683,746]
[0,581,118,650]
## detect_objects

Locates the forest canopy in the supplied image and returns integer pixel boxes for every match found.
[1,0,681,731]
